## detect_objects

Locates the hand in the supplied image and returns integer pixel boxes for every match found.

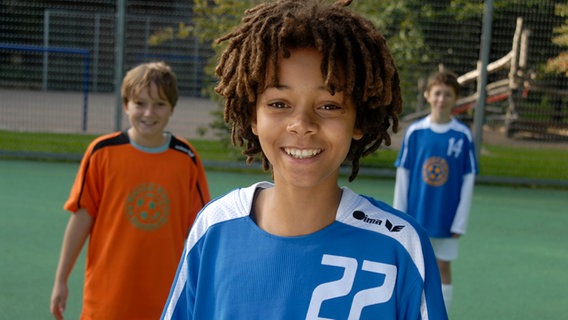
[50,282,68,320]
[451,233,461,239]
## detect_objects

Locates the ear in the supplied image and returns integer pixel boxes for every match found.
[352,128,363,141]
[423,91,429,100]
[250,107,259,136]
[122,102,129,113]
[251,117,258,136]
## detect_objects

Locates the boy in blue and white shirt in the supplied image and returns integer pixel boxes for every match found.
[162,1,448,319]
[394,70,479,312]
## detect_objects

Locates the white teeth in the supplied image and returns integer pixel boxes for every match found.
[284,148,322,159]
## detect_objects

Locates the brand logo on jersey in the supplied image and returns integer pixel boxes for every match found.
[422,156,449,186]
[174,145,195,157]
[125,182,170,231]
[352,211,405,232]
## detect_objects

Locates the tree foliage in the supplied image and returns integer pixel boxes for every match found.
[546,4,568,76]
[146,0,567,140]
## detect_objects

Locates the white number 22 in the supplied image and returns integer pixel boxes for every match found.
[306,254,397,320]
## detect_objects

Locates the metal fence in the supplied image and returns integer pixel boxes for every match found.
[382,1,568,144]
[1,1,567,179]
[1,0,218,136]
[1,3,212,93]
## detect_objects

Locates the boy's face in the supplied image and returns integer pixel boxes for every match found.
[251,47,363,189]
[424,83,457,121]
[123,83,174,147]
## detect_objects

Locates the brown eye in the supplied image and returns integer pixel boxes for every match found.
[268,102,288,109]
[321,104,341,111]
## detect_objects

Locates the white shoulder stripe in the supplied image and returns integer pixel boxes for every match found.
[163,182,272,318]
[187,181,271,251]
[337,187,426,280]
[449,118,474,142]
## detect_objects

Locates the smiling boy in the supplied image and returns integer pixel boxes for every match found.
[162,1,447,319]
[51,62,210,320]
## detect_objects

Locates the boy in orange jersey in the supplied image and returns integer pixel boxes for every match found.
[50,61,211,320]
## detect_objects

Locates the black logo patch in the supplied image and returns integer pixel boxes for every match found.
[352,210,405,232]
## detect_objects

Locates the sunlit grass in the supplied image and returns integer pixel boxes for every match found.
[1,130,566,181]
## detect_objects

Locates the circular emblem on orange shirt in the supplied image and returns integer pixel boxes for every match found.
[422,157,449,187]
[125,183,170,231]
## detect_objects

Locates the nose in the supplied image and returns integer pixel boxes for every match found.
[143,104,157,116]
[287,108,317,136]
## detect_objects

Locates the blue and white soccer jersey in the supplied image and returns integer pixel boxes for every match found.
[394,116,478,238]
[162,182,447,319]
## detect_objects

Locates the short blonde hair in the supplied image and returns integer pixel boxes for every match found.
[121,61,178,108]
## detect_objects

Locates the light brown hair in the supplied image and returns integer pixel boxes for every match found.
[121,61,178,108]
[426,70,460,97]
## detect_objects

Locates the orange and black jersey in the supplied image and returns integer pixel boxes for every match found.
[64,131,210,319]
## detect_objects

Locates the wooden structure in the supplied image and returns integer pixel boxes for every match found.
[405,17,568,140]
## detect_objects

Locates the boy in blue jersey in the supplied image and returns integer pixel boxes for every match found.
[162,0,447,319]
[394,70,479,312]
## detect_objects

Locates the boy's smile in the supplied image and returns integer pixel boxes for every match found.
[283,147,322,159]
[252,47,362,189]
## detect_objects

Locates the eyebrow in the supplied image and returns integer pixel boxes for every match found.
[270,83,329,91]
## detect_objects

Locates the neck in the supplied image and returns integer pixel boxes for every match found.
[430,113,451,124]
[254,184,342,236]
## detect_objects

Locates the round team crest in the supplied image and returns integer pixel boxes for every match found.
[125,183,170,231]
[422,157,449,187]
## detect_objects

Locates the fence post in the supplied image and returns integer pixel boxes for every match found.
[93,13,101,92]
[474,0,494,162]
[114,0,126,131]
[43,10,50,91]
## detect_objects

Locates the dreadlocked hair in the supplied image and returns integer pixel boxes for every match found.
[214,0,402,181]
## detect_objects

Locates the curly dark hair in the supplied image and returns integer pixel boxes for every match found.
[214,0,402,181]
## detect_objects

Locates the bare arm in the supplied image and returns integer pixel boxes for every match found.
[50,208,93,320]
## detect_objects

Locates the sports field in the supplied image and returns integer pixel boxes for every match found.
[1,159,567,319]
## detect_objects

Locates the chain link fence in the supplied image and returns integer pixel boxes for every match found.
[1,1,215,137]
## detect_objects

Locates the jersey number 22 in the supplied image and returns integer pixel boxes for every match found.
[306,254,397,319]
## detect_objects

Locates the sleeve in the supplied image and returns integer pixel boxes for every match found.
[399,221,448,319]
[63,140,101,217]
[394,137,407,169]
[450,172,475,235]
[192,149,211,206]
[161,246,194,319]
[162,200,210,320]
[393,167,410,212]
[421,236,449,319]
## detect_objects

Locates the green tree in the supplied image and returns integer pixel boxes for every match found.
[149,0,565,139]
[150,0,480,135]
[546,3,568,76]
[187,0,440,117]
